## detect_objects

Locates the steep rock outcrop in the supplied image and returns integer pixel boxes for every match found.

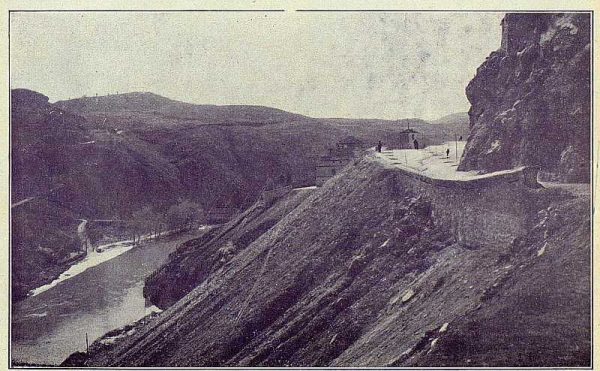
[459,13,590,182]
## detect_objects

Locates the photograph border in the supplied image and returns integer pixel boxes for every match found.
[4,4,597,370]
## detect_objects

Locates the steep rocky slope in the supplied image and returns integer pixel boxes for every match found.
[72,157,589,367]
[459,13,590,182]
[144,187,316,309]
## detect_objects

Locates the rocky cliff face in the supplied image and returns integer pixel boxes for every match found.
[459,13,590,182]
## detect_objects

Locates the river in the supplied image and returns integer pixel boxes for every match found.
[11,231,201,366]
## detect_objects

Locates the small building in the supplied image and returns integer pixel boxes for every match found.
[260,185,293,206]
[397,125,422,149]
[315,136,364,186]
[336,136,363,153]
[315,154,349,186]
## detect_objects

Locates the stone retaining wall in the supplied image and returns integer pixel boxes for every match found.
[387,164,540,248]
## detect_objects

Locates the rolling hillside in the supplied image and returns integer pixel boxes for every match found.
[55,92,310,126]
[12,89,463,301]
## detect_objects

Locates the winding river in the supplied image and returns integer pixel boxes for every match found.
[11,231,201,366]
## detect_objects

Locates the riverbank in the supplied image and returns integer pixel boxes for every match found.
[28,228,199,297]
[30,241,135,297]
[61,310,162,367]
[11,229,205,366]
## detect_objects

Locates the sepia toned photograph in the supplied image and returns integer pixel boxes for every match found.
[8,6,592,368]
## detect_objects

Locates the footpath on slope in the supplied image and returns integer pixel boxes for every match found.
[374,141,472,180]
[374,141,545,193]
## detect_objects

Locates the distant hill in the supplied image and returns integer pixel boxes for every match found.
[55,92,309,126]
[55,92,175,112]
[430,112,469,126]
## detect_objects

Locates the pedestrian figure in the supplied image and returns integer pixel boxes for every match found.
[376,141,382,153]
[413,139,419,150]
[446,148,450,158]
[459,135,463,141]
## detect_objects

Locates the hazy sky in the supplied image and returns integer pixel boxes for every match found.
[10,12,503,120]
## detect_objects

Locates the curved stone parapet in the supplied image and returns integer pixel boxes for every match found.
[377,159,541,248]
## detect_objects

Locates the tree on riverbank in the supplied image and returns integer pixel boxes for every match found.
[130,206,164,244]
[129,201,204,244]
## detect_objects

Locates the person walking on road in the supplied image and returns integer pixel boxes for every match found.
[446,148,450,158]
[376,141,382,153]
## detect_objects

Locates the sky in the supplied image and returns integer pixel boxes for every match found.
[10,12,504,120]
